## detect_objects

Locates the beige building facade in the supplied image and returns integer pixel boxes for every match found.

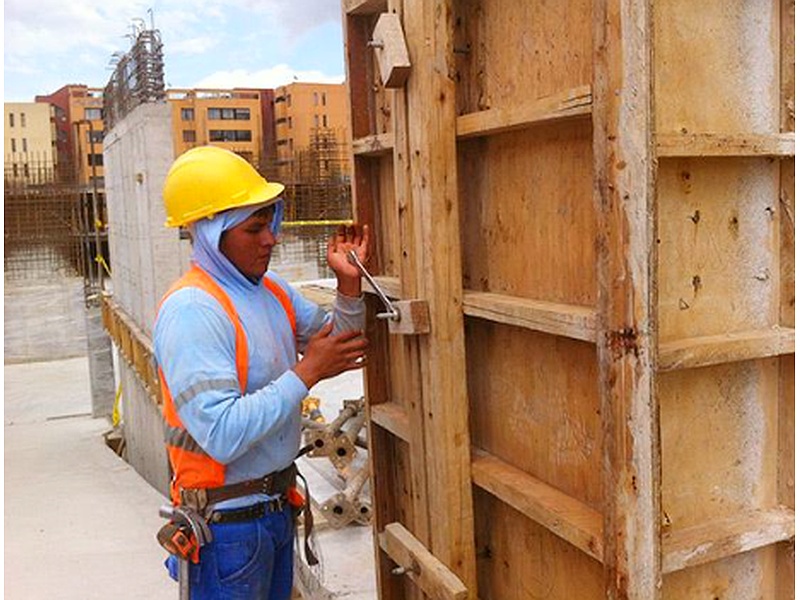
[273,82,349,180]
[167,88,268,167]
[4,102,56,180]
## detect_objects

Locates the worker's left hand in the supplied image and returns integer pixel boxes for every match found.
[327,224,370,296]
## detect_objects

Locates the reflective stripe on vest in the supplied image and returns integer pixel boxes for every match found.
[158,264,296,505]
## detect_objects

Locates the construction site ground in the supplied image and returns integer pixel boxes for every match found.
[4,355,376,599]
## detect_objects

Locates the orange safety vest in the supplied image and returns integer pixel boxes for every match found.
[158,264,297,505]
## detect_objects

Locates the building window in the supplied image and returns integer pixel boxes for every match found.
[208,108,250,120]
[21,113,26,128]
[23,164,30,178]
[86,130,104,143]
[322,92,327,106]
[88,153,104,167]
[183,130,197,142]
[287,95,292,107]
[209,129,252,142]
[22,139,28,152]
[85,107,102,120]
[313,92,319,106]
[314,115,319,128]
[90,176,105,188]
[9,113,14,127]
[181,108,195,121]
[288,117,292,129]
[10,138,16,152]
[323,115,328,127]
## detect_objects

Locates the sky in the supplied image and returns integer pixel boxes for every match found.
[4,0,347,102]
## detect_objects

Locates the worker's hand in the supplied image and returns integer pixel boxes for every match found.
[292,322,368,389]
[327,224,370,297]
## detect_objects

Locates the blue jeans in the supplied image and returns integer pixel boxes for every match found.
[165,504,295,599]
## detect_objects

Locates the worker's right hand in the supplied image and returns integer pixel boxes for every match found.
[292,322,368,389]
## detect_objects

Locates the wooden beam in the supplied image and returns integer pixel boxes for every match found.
[370,402,411,442]
[658,327,795,371]
[463,291,597,343]
[662,507,796,574]
[403,0,477,591]
[344,0,387,15]
[379,522,468,600]
[353,132,395,156]
[471,449,604,563]
[656,132,795,157]
[456,85,592,139]
[593,0,660,597]
[101,296,161,405]
[364,278,598,342]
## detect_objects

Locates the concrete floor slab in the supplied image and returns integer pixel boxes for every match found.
[5,358,378,599]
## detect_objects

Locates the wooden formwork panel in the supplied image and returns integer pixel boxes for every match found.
[343,0,794,598]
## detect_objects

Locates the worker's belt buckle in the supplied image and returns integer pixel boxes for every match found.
[208,498,285,524]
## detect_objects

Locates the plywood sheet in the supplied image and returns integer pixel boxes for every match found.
[660,359,779,528]
[657,157,780,341]
[473,489,603,600]
[654,0,780,133]
[662,547,777,600]
[453,0,592,115]
[465,319,602,509]
[459,120,595,306]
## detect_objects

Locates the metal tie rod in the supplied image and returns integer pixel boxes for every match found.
[347,249,400,321]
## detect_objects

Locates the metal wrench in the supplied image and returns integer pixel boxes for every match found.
[346,249,400,321]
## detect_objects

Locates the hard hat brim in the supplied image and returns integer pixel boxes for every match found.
[165,180,285,228]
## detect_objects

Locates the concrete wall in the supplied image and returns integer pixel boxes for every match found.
[104,101,191,335]
[4,278,87,363]
[104,101,189,489]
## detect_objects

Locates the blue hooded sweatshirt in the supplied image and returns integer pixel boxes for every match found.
[153,202,365,509]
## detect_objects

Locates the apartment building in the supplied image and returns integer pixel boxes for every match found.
[167,88,271,167]
[35,85,105,189]
[4,102,56,181]
[273,82,349,181]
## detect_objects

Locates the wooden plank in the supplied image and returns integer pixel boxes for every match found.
[379,522,468,600]
[463,291,596,342]
[365,280,598,342]
[371,402,410,443]
[456,86,592,139]
[656,133,795,157]
[403,0,477,592]
[593,0,660,598]
[658,327,795,371]
[471,449,603,563]
[662,507,796,574]
[344,0,387,15]
[353,132,395,156]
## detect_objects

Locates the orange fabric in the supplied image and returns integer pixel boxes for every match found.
[158,265,297,505]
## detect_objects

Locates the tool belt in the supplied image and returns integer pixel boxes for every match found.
[178,462,298,515]
[158,462,319,566]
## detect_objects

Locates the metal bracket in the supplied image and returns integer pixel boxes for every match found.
[347,250,430,335]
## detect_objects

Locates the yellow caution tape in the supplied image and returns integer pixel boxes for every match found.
[282,220,354,228]
[95,254,112,276]
[112,382,123,428]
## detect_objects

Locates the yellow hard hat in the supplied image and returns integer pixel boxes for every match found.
[162,146,285,227]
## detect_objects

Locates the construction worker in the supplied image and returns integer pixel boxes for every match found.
[154,146,369,599]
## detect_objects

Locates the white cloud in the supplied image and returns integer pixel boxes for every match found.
[169,36,219,56]
[192,64,344,89]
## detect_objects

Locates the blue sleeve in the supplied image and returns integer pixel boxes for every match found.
[154,287,309,464]
[266,273,366,351]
